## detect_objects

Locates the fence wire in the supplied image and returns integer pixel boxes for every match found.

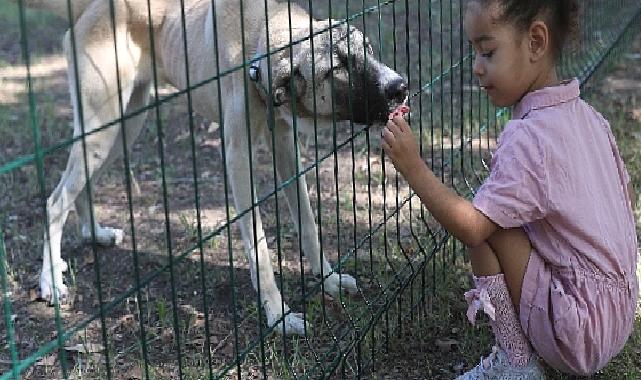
[1,0,641,379]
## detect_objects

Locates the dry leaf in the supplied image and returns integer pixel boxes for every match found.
[161,328,173,344]
[435,338,459,352]
[29,288,39,302]
[64,343,104,354]
[83,254,95,265]
[124,366,143,380]
[36,355,57,366]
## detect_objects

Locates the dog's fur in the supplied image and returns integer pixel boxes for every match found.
[26,0,407,335]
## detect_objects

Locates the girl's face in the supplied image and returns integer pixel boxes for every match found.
[464,1,545,107]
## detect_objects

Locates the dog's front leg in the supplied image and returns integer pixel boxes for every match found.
[40,20,143,304]
[74,83,151,247]
[224,111,308,336]
[271,119,357,297]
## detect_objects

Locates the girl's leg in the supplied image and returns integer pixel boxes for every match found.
[465,227,535,368]
[469,227,532,307]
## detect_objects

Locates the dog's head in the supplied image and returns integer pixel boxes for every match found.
[253,20,408,125]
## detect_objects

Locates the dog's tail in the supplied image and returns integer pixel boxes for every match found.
[17,0,93,21]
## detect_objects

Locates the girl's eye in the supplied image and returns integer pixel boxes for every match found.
[482,51,494,58]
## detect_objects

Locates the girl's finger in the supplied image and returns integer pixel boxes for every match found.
[381,140,391,153]
[381,126,389,136]
[398,118,409,132]
[386,120,401,134]
[391,119,406,135]
[381,127,393,142]
[393,116,410,132]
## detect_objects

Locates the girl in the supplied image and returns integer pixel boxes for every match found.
[382,0,639,378]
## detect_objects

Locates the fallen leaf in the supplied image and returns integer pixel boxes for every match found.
[83,254,95,265]
[161,328,173,344]
[435,338,459,352]
[35,355,57,366]
[124,366,143,380]
[29,288,39,302]
[64,343,104,354]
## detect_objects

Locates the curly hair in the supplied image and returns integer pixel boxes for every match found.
[470,0,580,58]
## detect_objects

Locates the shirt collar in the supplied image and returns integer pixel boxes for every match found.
[513,78,580,119]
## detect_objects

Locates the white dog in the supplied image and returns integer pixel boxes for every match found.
[24,0,408,335]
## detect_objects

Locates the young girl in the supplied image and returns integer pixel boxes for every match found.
[382,0,639,378]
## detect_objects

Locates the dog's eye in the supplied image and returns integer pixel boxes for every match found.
[339,52,358,70]
[324,65,339,79]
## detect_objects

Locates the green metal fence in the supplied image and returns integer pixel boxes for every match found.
[1,0,640,379]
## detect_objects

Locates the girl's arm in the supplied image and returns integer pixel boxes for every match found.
[382,116,498,247]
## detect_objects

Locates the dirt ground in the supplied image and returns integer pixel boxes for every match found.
[1,1,640,380]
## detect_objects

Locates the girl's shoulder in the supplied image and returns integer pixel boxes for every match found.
[508,95,611,140]
[495,119,546,161]
[500,118,544,145]
[582,99,611,129]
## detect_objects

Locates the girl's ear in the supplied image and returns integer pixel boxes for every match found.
[528,20,550,62]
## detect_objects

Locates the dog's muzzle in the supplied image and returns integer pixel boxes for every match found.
[363,74,409,124]
[385,78,408,105]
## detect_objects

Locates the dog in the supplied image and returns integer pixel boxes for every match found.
[24,0,408,335]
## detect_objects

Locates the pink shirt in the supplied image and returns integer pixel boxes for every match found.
[473,79,638,375]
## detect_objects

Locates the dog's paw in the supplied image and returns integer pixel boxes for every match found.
[270,312,309,336]
[82,225,124,246]
[323,272,358,297]
[39,260,69,305]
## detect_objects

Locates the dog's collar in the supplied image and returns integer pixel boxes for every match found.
[249,52,285,108]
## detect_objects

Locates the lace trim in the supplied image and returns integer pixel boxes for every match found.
[464,287,496,325]
[469,274,532,368]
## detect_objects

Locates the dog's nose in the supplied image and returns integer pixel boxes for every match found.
[385,78,408,103]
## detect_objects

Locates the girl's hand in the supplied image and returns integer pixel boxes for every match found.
[381,115,423,176]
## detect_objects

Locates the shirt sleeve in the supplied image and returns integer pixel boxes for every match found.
[473,123,550,229]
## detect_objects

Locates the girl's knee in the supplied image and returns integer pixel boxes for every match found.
[468,242,502,276]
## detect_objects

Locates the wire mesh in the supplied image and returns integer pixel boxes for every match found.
[1,0,640,379]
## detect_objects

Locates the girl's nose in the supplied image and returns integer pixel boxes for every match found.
[473,57,484,77]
